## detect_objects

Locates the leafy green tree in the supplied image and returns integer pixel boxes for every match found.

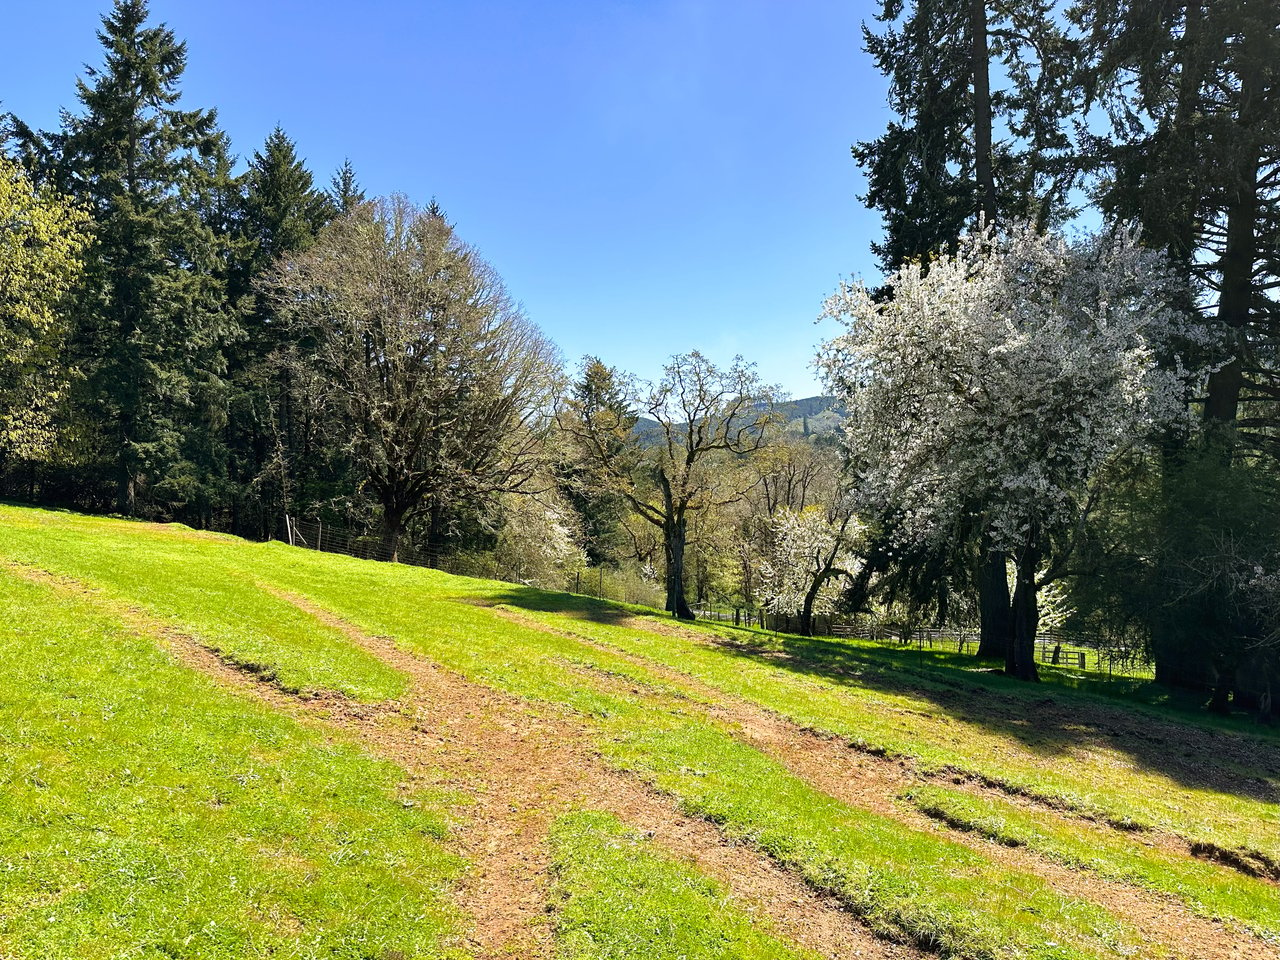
[1077,0,1280,437]
[0,157,90,462]
[557,357,638,565]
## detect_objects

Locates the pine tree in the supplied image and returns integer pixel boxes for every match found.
[18,0,238,517]
[328,158,365,216]
[224,126,334,537]
[855,0,1077,275]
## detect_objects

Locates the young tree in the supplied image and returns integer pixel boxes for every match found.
[0,157,90,462]
[819,224,1202,680]
[265,195,560,561]
[328,159,366,216]
[560,352,776,620]
[761,502,865,636]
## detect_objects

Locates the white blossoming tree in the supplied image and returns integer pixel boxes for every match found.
[761,502,865,636]
[818,224,1203,680]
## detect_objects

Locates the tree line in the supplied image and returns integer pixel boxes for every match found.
[2,1,1276,717]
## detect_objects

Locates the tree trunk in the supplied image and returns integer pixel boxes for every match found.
[1006,540,1040,682]
[383,507,406,563]
[1203,139,1259,426]
[801,579,822,637]
[970,0,997,227]
[664,516,695,621]
[976,550,1011,659]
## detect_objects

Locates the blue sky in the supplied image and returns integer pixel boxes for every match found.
[3,1,890,398]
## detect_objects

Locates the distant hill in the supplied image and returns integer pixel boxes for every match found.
[633,395,843,445]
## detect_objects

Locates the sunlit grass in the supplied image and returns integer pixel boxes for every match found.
[500,597,1280,874]
[908,785,1280,945]
[548,810,818,960]
[0,504,1264,958]
[0,568,462,959]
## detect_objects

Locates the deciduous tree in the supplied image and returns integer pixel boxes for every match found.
[265,195,560,561]
[820,224,1202,679]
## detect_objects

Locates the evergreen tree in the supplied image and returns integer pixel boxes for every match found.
[855,0,1080,662]
[855,0,1077,275]
[328,158,365,216]
[557,357,638,565]
[1078,0,1280,702]
[1078,0,1280,438]
[226,126,334,537]
[15,0,238,517]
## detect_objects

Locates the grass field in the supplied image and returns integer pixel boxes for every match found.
[1,503,1277,960]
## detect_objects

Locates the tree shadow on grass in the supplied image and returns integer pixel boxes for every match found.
[487,585,1280,806]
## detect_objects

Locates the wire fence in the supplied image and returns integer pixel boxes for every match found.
[692,604,1153,678]
[283,516,451,571]
[280,516,1153,679]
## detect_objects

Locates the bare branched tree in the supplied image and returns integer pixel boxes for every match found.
[560,351,776,619]
[264,195,560,560]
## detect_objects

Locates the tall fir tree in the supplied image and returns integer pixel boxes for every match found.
[226,126,334,537]
[13,0,239,518]
[1078,0,1280,702]
[855,1,1080,661]
[854,0,1077,275]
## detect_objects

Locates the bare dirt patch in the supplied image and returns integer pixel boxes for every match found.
[493,604,1279,960]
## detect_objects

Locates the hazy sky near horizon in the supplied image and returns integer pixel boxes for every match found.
[3,1,890,397]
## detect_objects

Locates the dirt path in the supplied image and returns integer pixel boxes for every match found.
[494,606,1279,960]
[3,562,915,960]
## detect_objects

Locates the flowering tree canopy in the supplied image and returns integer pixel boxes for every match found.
[817,223,1206,678]
[761,503,865,635]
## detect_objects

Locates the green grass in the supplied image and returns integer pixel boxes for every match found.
[495,596,1280,874]
[0,568,463,959]
[548,811,818,960]
[907,786,1280,946]
[2,504,1271,959]
[0,508,405,700]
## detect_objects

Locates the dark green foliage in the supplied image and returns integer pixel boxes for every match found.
[12,0,240,518]
[559,357,638,565]
[328,157,365,215]
[854,0,1077,275]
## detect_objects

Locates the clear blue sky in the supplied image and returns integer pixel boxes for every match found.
[3,1,890,398]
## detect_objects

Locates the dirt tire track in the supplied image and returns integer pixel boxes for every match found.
[0,562,915,960]
[267,588,920,960]
[492,605,1279,960]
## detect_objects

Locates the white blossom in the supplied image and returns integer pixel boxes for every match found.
[817,223,1206,566]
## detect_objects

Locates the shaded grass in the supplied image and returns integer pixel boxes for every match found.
[547,810,818,960]
[0,569,463,959]
[907,786,1280,946]
[497,598,1280,875]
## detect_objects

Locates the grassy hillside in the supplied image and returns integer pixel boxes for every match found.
[1,503,1276,960]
